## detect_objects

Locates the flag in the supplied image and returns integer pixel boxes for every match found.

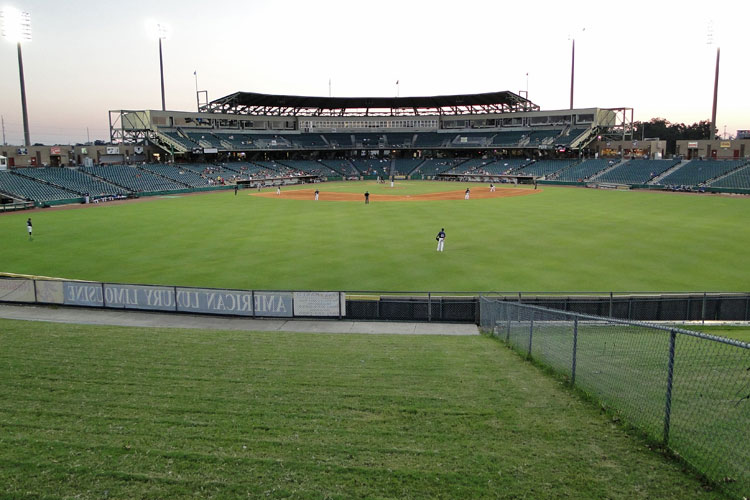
[193,71,197,76]
[396,80,399,85]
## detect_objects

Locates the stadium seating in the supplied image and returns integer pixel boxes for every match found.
[324,134,354,148]
[213,133,257,149]
[16,167,126,196]
[709,165,750,189]
[320,159,358,176]
[413,133,450,148]
[446,158,498,174]
[84,165,187,192]
[350,158,390,176]
[481,159,530,175]
[392,158,423,175]
[491,130,528,147]
[449,133,493,147]
[526,129,561,146]
[657,159,746,186]
[557,127,590,146]
[160,131,198,151]
[184,131,223,149]
[0,171,80,202]
[251,160,295,176]
[353,134,384,148]
[140,164,213,187]
[516,159,577,177]
[384,133,414,148]
[287,134,326,149]
[594,159,679,185]
[553,159,611,182]
[412,158,468,176]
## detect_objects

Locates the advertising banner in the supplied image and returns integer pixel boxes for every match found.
[103,284,175,311]
[293,291,344,317]
[63,282,104,307]
[35,280,64,304]
[106,146,120,155]
[253,291,293,317]
[176,287,254,316]
[0,278,35,303]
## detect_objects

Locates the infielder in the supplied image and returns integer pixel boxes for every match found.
[276,186,281,195]
[314,189,319,200]
[464,188,470,200]
[27,218,33,240]
[436,227,445,252]
[490,183,495,192]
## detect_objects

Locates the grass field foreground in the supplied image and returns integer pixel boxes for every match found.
[0,319,726,499]
[1,181,749,292]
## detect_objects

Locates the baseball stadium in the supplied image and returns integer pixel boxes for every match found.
[2,57,750,499]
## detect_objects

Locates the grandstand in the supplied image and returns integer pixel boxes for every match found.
[14,167,126,197]
[0,171,79,202]
[516,159,578,177]
[392,158,424,175]
[552,159,611,182]
[83,165,188,192]
[709,165,750,189]
[593,159,680,185]
[657,159,747,187]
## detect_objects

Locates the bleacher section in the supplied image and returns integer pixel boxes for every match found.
[84,165,187,192]
[657,159,747,187]
[412,158,467,176]
[320,160,358,176]
[553,159,611,182]
[491,130,528,147]
[353,134,384,148]
[557,128,590,146]
[184,131,223,149]
[350,159,390,176]
[252,161,294,176]
[160,131,198,151]
[287,134,327,149]
[526,130,560,147]
[481,159,530,175]
[0,171,79,202]
[517,159,578,177]
[595,159,679,185]
[325,134,354,148]
[392,158,423,175]
[384,133,414,148]
[449,133,493,147]
[709,165,750,189]
[140,164,213,187]
[16,167,126,196]
[413,133,450,148]
[447,158,498,174]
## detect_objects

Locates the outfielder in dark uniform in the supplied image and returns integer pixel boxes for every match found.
[436,228,445,252]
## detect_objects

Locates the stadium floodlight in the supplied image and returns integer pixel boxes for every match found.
[146,20,170,111]
[1,5,32,146]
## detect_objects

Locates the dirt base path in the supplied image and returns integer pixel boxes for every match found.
[252,187,540,202]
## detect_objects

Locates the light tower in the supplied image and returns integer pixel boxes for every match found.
[147,21,170,111]
[1,6,32,146]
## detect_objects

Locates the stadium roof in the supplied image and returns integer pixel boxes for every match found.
[202,91,540,117]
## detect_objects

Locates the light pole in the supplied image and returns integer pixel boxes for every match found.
[156,22,168,111]
[1,6,32,146]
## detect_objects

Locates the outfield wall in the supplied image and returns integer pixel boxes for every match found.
[1,277,748,323]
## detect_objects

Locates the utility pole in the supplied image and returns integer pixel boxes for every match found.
[710,47,720,140]
[1,115,6,145]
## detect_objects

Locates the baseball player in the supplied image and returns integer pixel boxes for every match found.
[364,191,370,204]
[27,218,33,240]
[314,189,319,201]
[276,186,281,195]
[490,183,495,192]
[464,188,470,200]
[436,228,445,252]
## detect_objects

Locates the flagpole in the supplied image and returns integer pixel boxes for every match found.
[396,80,400,98]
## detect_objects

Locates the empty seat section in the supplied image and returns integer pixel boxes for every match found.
[516,159,577,177]
[596,159,679,184]
[140,164,212,187]
[392,158,422,175]
[18,167,126,196]
[710,165,750,189]
[184,131,223,149]
[412,158,466,176]
[384,133,414,147]
[320,159,358,176]
[84,165,186,192]
[658,160,746,186]
[0,171,79,202]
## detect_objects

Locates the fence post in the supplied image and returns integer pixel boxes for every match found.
[527,310,534,358]
[663,330,677,445]
[609,292,613,318]
[251,290,256,318]
[174,286,178,312]
[571,317,578,386]
[428,292,432,322]
[701,292,707,324]
[33,279,38,303]
[338,291,342,320]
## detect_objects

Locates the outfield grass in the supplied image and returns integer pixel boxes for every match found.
[682,325,750,343]
[0,319,726,499]
[2,181,749,292]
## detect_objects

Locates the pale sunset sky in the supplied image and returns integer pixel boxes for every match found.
[0,0,747,145]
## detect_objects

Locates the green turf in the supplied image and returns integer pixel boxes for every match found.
[2,181,749,292]
[678,325,750,343]
[0,319,726,499]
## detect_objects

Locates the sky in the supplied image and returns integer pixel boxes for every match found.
[0,0,748,145]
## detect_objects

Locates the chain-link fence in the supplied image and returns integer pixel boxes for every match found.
[480,298,750,499]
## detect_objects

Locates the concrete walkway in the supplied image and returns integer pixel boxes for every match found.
[0,304,479,335]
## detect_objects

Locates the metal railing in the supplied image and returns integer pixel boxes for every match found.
[479,298,750,499]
